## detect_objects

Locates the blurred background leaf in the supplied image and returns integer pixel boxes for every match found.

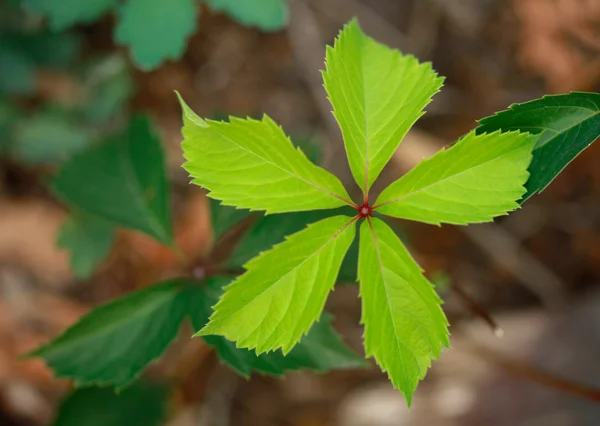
[53,382,167,426]
[29,281,190,388]
[57,213,116,279]
[209,198,252,243]
[206,0,289,31]
[23,0,118,31]
[52,116,173,244]
[0,44,35,95]
[80,55,134,125]
[114,0,198,70]
[11,110,94,164]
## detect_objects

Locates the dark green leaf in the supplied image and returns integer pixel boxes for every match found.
[338,215,407,284]
[114,0,198,70]
[0,100,18,154]
[477,92,600,201]
[206,0,289,32]
[0,45,35,95]
[0,1,26,31]
[186,277,367,376]
[29,281,188,388]
[226,207,354,268]
[294,136,322,165]
[24,0,118,30]
[52,116,173,245]
[209,198,252,243]
[57,213,116,279]
[2,32,82,67]
[338,236,358,283]
[53,383,167,426]
[12,112,93,164]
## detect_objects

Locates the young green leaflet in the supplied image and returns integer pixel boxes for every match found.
[179,19,537,405]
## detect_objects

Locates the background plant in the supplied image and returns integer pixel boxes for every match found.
[21,0,291,70]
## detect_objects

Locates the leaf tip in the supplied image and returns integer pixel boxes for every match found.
[176,93,205,128]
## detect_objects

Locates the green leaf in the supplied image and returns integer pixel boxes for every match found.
[374,130,537,225]
[52,116,173,245]
[358,218,449,405]
[0,32,82,96]
[323,20,443,194]
[187,277,366,376]
[225,206,359,283]
[114,0,198,70]
[2,32,82,68]
[179,95,353,214]
[0,45,35,95]
[477,92,600,202]
[29,281,189,388]
[225,208,350,268]
[206,0,289,31]
[57,213,116,279]
[197,215,357,354]
[338,235,359,282]
[0,100,18,153]
[209,198,252,243]
[24,0,118,30]
[53,383,167,426]
[12,112,93,164]
[294,136,323,165]
[82,55,134,125]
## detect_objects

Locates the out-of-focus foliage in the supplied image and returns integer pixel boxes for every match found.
[53,382,167,426]
[57,213,116,279]
[206,0,289,32]
[29,280,192,388]
[114,0,198,70]
[52,116,174,245]
[21,0,291,70]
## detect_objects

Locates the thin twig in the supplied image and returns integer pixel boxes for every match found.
[451,281,503,336]
[467,342,600,403]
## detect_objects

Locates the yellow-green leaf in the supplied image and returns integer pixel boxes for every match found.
[358,218,449,405]
[197,215,356,354]
[179,95,353,214]
[374,130,537,225]
[323,20,443,195]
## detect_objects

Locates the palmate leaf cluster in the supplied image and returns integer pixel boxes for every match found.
[181,20,540,404]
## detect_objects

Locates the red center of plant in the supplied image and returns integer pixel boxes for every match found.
[357,202,373,218]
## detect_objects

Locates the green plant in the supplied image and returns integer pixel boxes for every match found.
[21,0,291,70]
[27,17,600,417]
[179,20,600,404]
